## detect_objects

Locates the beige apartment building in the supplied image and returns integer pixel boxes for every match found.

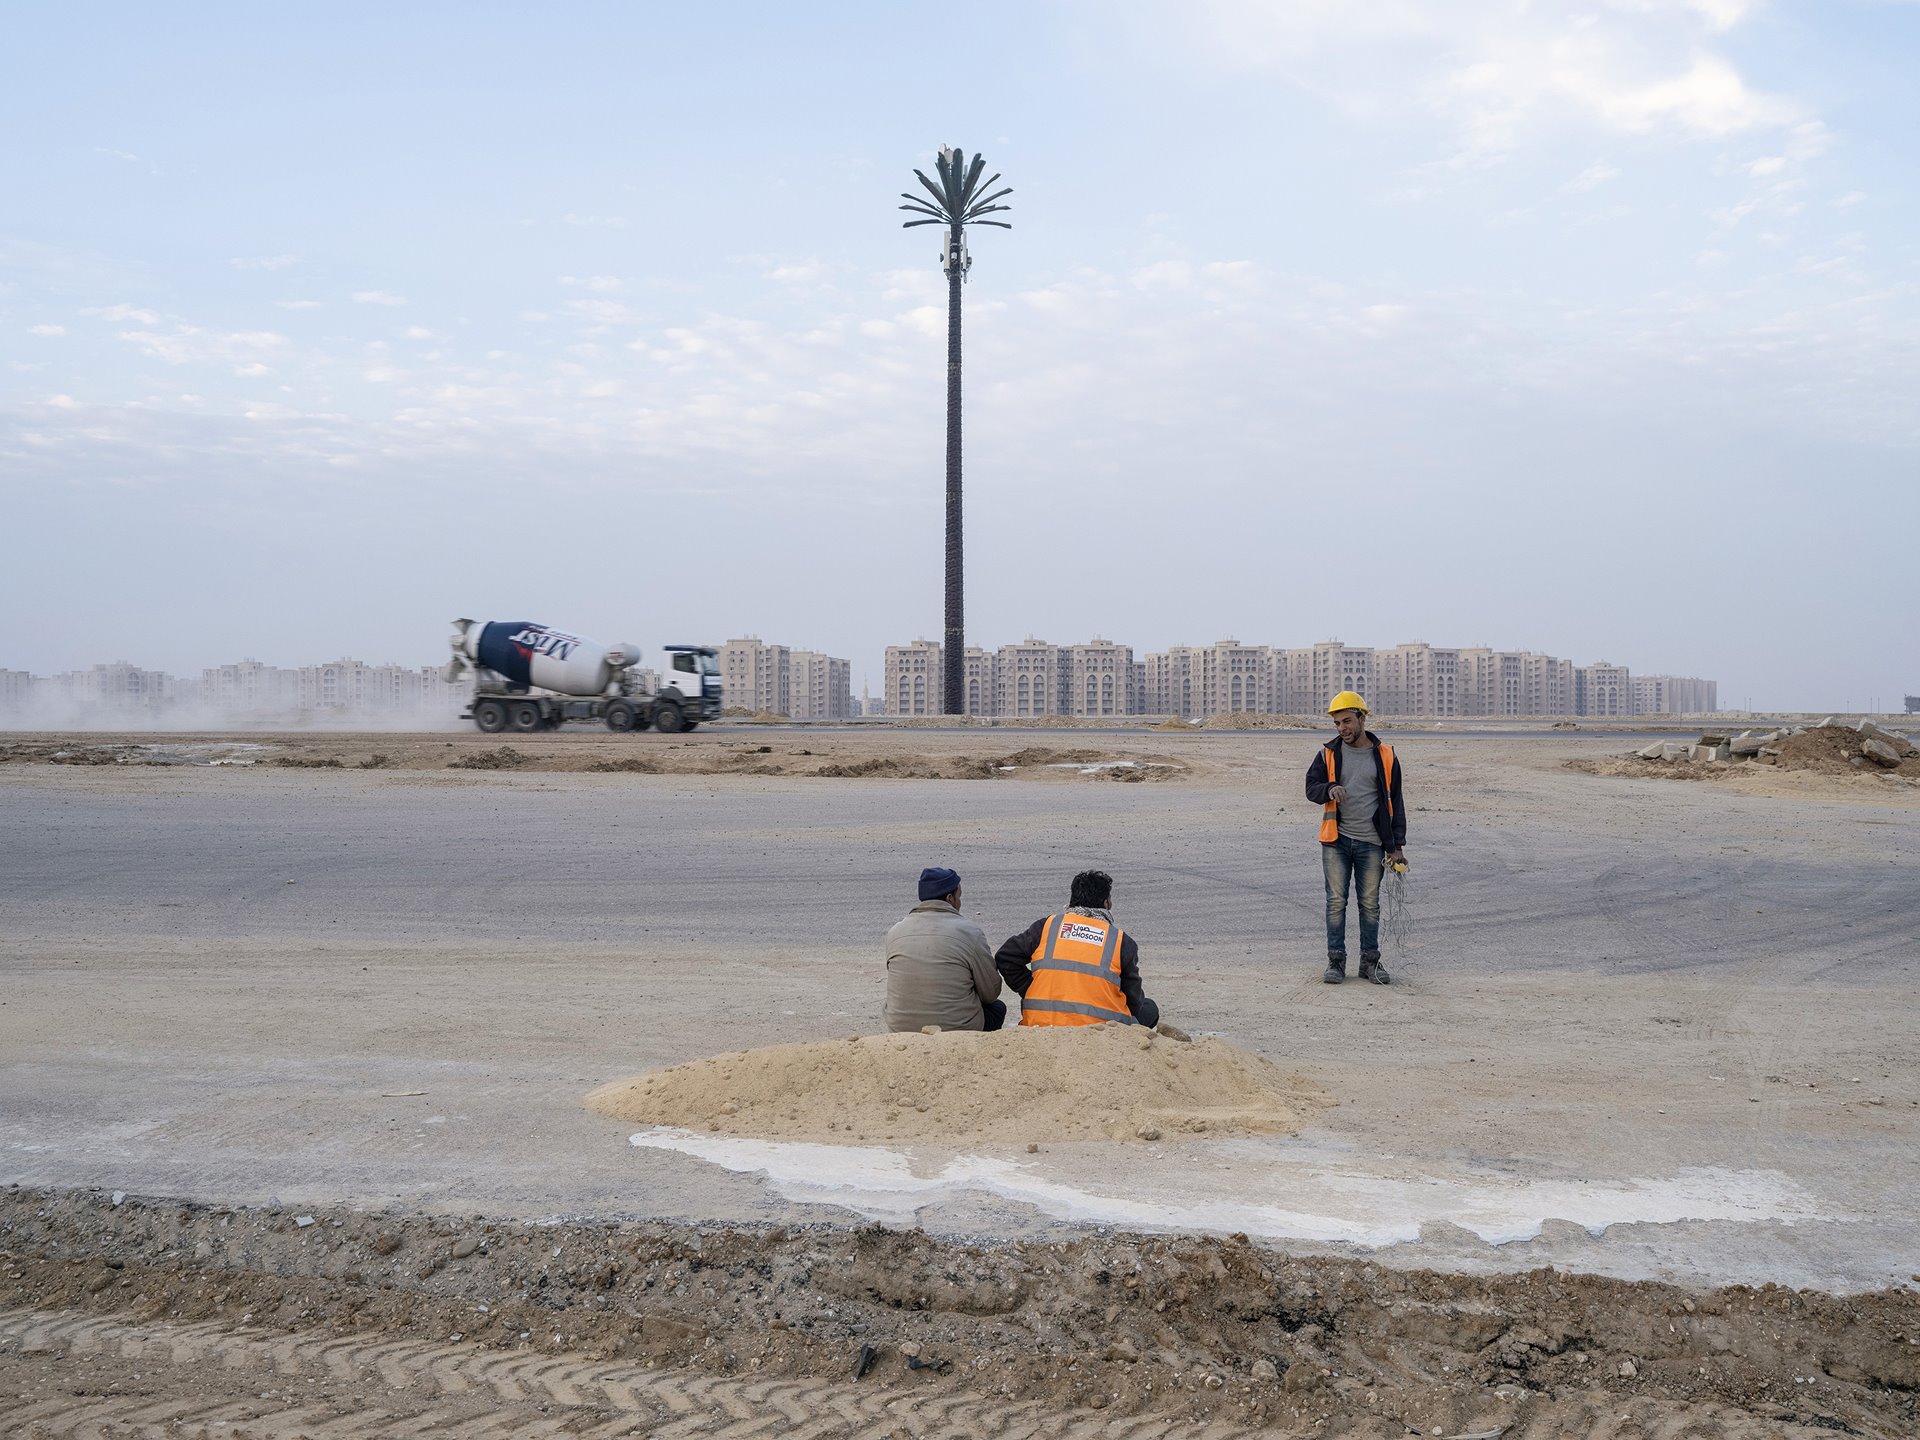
[1576,661,1633,717]
[790,650,853,720]
[720,637,852,718]
[1065,639,1137,717]
[885,640,943,716]
[1131,641,1705,719]
[885,638,1140,718]
[1632,674,1718,715]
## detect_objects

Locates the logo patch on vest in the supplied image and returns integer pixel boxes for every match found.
[1060,922,1107,945]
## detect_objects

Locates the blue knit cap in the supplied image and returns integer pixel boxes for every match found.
[918,866,961,901]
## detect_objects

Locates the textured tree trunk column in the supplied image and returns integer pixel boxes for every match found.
[942,227,965,715]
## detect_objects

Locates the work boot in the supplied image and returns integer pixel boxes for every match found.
[1323,956,1347,984]
[1358,953,1391,985]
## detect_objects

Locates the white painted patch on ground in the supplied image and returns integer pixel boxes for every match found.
[628,1128,1821,1248]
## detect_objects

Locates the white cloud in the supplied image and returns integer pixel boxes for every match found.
[1563,161,1623,193]
[1834,191,1865,209]
[28,323,67,336]
[229,254,297,271]
[82,304,160,325]
[403,326,433,339]
[1179,0,1804,160]
[353,290,406,306]
[560,275,624,291]
[117,327,288,366]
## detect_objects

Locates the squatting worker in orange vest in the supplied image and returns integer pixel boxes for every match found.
[1304,692,1407,986]
[994,870,1161,1028]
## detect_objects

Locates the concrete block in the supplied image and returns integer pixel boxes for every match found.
[1637,743,1666,760]
[1660,742,1691,761]
[1692,743,1731,762]
[1816,716,1836,729]
[1729,733,1765,757]
[1863,738,1902,768]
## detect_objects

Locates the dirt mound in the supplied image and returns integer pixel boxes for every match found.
[587,755,662,773]
[9,1188,1917,1439]
[1762,725,1920,777]
[996,746,1105,765]
[1571,726,1920,788]
[1200,712,1314,730]
[585,1024,1328,1146]
[448,746,531,770]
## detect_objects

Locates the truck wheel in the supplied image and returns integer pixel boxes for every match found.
[605,701,636,732]
[474,700,507,733]
[511,702,544,733]
[682,721,699,731]
[653,700,684,734]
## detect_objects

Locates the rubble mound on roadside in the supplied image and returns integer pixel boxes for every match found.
[1569,722,1920,785]
[585,1024,1329,1147]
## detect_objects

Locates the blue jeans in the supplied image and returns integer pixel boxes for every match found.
[1322,835,1384,959]
[981,999,1007,1032]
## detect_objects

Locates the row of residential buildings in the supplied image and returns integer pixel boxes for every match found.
[2,636,1716,724]
[716,638,853,720]
[881,638,1718,719]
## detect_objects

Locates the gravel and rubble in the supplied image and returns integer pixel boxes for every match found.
[3,1186,1916,1437]
[1570,723,1920,789]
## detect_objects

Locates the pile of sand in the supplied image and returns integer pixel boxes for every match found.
[585,1024,1329,1146]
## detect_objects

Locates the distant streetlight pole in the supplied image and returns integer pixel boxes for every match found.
[900,146,1012,715]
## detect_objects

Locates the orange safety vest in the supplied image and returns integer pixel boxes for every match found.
[1318,741,1396,844]
[1018,911,1139,1027]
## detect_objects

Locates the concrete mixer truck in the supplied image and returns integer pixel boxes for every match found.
[447,618,720,734]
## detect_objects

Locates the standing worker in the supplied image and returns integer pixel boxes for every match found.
[995,870,1161,1028]
[1304,692,1407,985]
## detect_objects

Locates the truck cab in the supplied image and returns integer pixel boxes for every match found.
[661,645,722,726]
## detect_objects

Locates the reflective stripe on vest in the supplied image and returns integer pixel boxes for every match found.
[1318,744,1340,842]
[1319,741,1396,844]
[1019,912,1138,1027]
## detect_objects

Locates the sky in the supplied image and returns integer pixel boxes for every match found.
[3,0,1915,711]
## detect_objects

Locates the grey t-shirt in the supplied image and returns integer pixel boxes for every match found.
[1336,741,1381,844]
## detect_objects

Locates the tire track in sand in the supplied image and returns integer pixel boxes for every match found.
[0,1307,1270,1440]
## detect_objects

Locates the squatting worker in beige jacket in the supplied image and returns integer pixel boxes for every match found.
[883,866,1006,1033]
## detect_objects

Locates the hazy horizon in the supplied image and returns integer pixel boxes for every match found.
[5,2,1916,711]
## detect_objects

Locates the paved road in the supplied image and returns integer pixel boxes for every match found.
[3,736,1917,1290]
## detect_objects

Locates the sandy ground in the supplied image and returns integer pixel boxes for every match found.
[3,724,1918,1435]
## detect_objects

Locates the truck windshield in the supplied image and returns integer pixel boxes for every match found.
[700,653,719,676]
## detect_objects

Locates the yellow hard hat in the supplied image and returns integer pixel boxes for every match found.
[1328,690,1369,715]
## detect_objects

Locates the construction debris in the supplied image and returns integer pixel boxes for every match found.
[1615,723,1919,781]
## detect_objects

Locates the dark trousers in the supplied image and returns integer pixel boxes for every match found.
[982,999,1007,1031]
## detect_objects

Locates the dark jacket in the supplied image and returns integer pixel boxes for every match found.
[1304,731,1407,850]
[994,908,1161,1029]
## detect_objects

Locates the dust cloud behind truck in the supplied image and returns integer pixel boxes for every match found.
[447,619,720,734]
